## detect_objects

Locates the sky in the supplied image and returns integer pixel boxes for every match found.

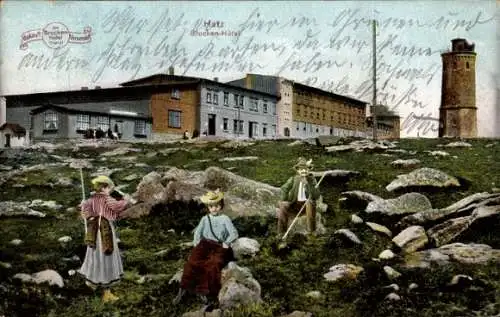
[0,0,498,137]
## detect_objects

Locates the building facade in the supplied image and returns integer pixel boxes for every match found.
[0,123,27,148]
[120,74,279,140]
[366,105,401,139]
[439,38,477,138]
[4,86,160,141]
[228,74,368,139]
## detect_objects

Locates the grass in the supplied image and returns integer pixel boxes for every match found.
[0,137,499,317]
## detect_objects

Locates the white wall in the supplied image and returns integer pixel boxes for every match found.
[0,97,6,126]
[0,129,27,148]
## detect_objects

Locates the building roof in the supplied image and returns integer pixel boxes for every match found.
[119,74,280,99]
[225,74,368,106]
[2,82,200,98]
[0,123,27,135]
[30,104,152,120]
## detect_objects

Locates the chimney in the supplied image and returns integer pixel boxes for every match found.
[168,66,174,75]
[213,77,219,82]
[81,86,89,90]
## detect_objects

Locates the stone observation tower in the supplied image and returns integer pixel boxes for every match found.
[439,38,477,138]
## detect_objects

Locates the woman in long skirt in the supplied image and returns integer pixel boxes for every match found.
[78,175,132,303]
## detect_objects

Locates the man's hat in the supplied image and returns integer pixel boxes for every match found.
[91,175,115,188]
[294,157,314,170]
[200,189,224,205]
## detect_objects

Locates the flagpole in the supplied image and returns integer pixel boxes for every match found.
[372,19,378,141]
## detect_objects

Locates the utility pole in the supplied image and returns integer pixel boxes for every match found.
[372,19,378,141]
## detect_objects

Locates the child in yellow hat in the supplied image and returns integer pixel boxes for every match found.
[78,175,134,303]
[173,189,238,310]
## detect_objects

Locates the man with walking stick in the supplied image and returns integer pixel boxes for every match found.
[277,157,323,238]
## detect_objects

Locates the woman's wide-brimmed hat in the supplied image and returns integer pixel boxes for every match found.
[293,157,314,171]
[200,190,224,205]
[91,175,115,188]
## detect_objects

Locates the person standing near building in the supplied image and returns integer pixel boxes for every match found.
[78,175,133,303]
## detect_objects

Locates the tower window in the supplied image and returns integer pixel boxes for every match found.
[466,62,470,69]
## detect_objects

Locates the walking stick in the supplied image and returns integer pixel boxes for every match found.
[281,171,328,241]
[79,168,87,234]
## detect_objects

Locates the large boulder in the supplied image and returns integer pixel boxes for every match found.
[218,262,262,309]
[392,226,428,253]
[366,192,432,216]
[386,168,460,192]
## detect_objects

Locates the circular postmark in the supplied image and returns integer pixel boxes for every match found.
[42,22,71,49]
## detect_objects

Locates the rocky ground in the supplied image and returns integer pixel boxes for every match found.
[0,137,499,317]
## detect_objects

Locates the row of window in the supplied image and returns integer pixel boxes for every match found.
[206,90,276,114]
[43,111,147,135]
[221,118,277,137]
[296,109,365,125]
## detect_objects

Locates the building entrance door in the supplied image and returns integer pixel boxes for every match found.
[248,122,253,138]
[5,134,11,147]
[208,114,216,135]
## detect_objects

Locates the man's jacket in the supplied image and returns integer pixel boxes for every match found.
[280,174,321,202]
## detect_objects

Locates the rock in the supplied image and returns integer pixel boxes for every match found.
[231,237,261,259]
[341,191,383,204]
[305,291,322,299]
[384,266,402,280]
[426,216,472,247]
[218,262,262,310]
[123,173,140,181]
[10,239,23,245]
[351,214,364,224]
[58,236,72,243]
[379,249,396,260]
[438,243,500,265]
[0,201,46,218]
[13,269,64,287]
[288,140,305,147]
[219,156,259,162]
[54,177,74,187]
[134,172,169,204]
[325,139,397,152]
[400,192,500,226]
[403,243,500,268]
[408,283,418,291]
[100,146,141,157]
[323,264,364,282]
[282,312,313,317]
[383,283,400,291]
[219,140,255,149]
[68,159,93,169]
[365,222,392,237]
[444,141,472,148]
[390,159,421,168]
[386,167,460,192]
[334,229,362,244]
[428,150,450,157]
[286,212,326,237]
[182,309,223,317]
[392,226,428,253]
[385,293,401,301]
[310,169,361,180]
[0,262,12,269]
[366,192,432,216]
[316,135,346,146]
[0,164,13,171]
[472,205,500,220]
[120,202,154,219]
[29,200,63,210]
[449,274,473,286]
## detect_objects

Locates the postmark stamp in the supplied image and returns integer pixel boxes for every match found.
[20,22,92,50]
[190,19,241,37]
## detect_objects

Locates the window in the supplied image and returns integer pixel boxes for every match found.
[233,119,239,133]
[466,62,470,69]
[262,123,267,136]
[207,92,212,103]
[134,120,146,135]
[223,118,229,131]
[253,122,259,137]
[239,96,244,108]
[224,92,229,106]
[171,89,180,99]
[263,103,268,113]
[272,124,277,136]
[238,120,244,133]
[44,111,58,130]
[168,110,181,128]
[76,114,90,131]
[97,116,110,131]
[249,98,258,112]
[213,92,219,105]
[233,94,238,107]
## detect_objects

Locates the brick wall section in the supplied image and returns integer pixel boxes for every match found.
[150,86,200,135]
